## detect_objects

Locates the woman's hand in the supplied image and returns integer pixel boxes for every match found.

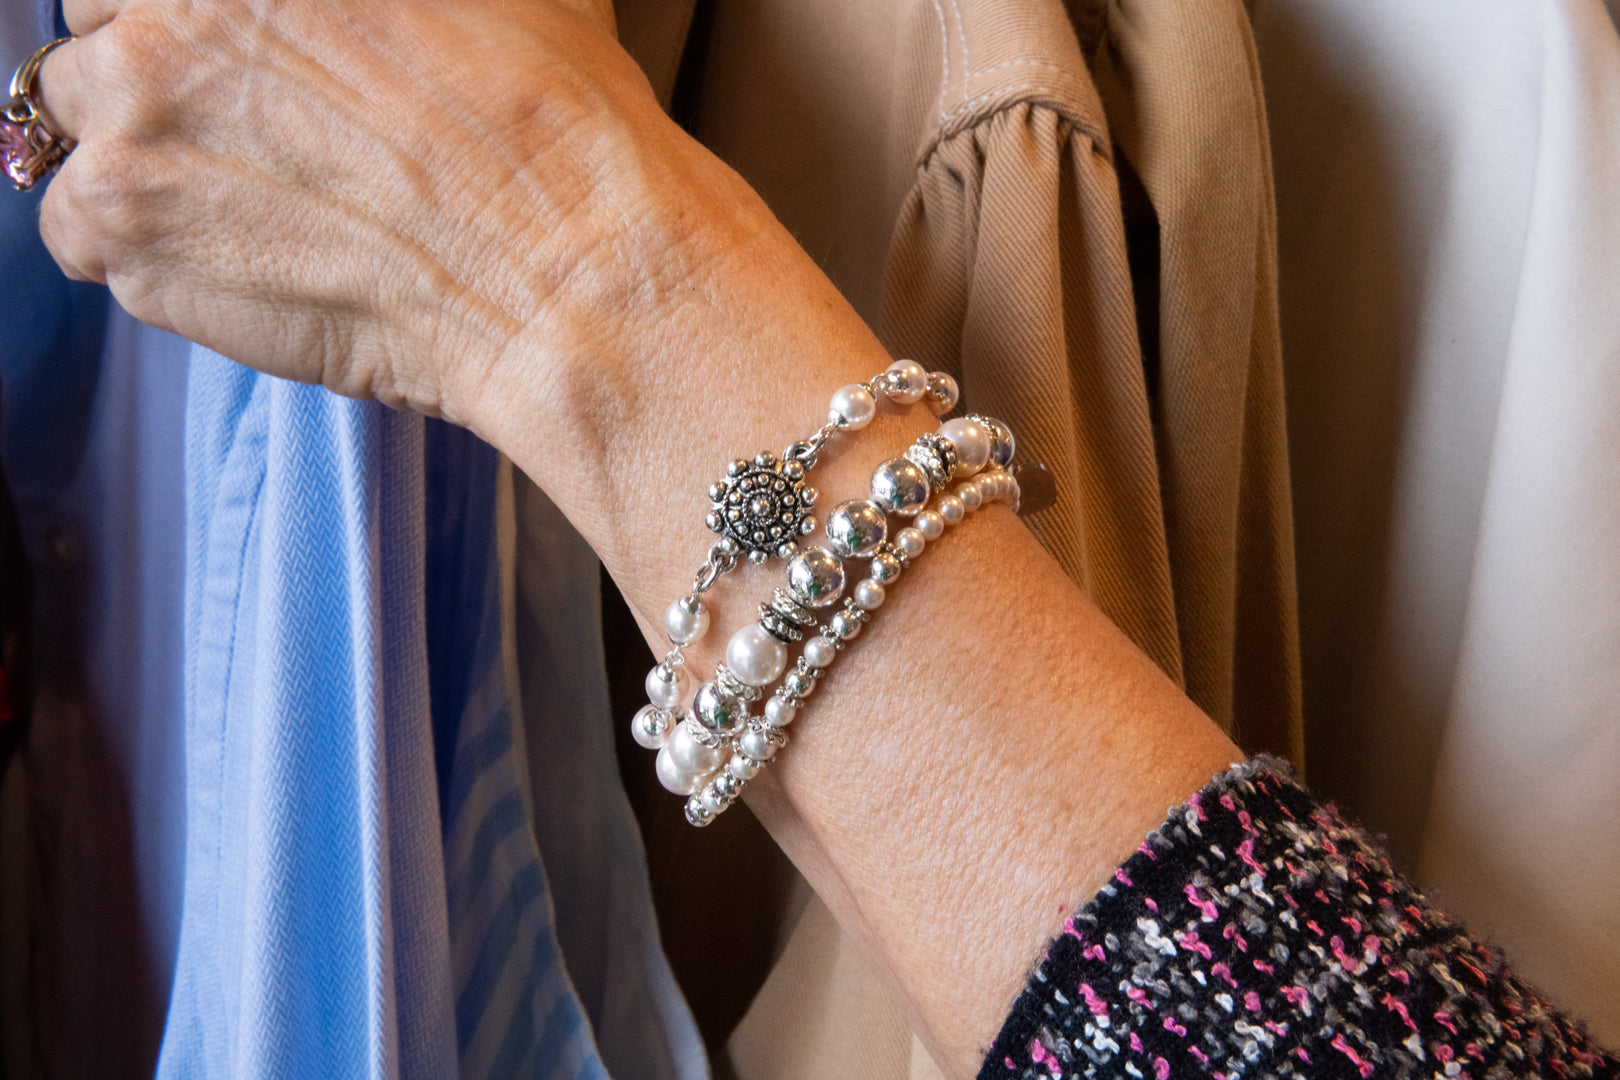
[35,0,742,427]
[29,5,1241,1075]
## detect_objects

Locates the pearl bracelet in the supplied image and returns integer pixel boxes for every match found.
[634,359,960,751]
[636,410,1023,826]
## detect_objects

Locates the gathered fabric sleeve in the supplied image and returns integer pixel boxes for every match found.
[981,759,1619,1079]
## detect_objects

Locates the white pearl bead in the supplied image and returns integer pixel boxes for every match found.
[926,372,959,415]
[726,624,789,687]
[803,637,838,668]
[958,481,983,511]
[645,663,687,709]
[631,704,671,750]
[938,494,965,524]
[669,720,724,775]
[854,579,886,610]
[656,743,703,795]
[895,527,926,559]
[664,598,710,644]
[830,384,877,429]
[739,727,783,762]
[727,754,760,781]
[764,696,797,726]
[915,510,945,540]
[884,359,929,404]
[939,417,992,476]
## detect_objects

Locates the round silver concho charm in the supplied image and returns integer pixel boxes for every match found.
[706,450,819,563]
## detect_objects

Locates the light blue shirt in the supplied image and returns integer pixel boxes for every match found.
[1,4,707,1075]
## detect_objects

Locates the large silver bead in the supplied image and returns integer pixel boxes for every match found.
[826,500,889,558]
[787,547,847,608]
[693,681,748,735]
[870,457,931,517]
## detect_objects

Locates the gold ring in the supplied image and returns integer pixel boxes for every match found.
[3,37,77,191]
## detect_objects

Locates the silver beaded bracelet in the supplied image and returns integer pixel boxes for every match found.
[634,359,961,750]
[633,400,1027,826]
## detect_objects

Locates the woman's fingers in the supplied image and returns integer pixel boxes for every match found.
[61,0,121,37]
[34,36,90,141]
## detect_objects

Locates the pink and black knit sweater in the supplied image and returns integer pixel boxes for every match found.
[982,759,1618,1079]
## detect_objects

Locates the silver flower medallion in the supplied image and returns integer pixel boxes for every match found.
[706,450,819,563]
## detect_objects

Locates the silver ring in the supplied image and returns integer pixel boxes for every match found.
[3,37,77,191]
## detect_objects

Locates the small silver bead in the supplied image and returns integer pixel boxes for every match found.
[631,704,672,750]
[694,681,748,735]
[684,797,715,827]
[925,372,960,415]
[894,527,926,559]
[715,770,742,799]
[764,695,798,726]
[826,500,889,558]
[787,547,847,608]
[870,551,903,583]
[853,579,886,610]
[802,636,838,668]
[782,669,816,700]
[830,611,862,641]
[870,457,931,517]
[883,359,929,404]
[972,415,1017,469]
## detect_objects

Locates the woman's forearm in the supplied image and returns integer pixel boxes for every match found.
[471,170,1239,1075]
[34,4,1237,1071]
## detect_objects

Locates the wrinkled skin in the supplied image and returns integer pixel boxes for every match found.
[38,0,750,425]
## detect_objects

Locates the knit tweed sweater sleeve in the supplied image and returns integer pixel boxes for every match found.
[980,758,1619,1080]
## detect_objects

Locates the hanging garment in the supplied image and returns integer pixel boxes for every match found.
[605,0,1300,1074]
[1254,0,1620,1043]
[0,3,706,1077]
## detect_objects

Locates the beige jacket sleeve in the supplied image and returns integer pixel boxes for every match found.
[616,0,1301,1074]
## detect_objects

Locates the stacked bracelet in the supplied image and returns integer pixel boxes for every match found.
[631,360,961,755]
[678,442,1022,827]
[630,370,1025,826]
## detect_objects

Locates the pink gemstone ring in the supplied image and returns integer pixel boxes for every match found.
[3,37,76,192]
